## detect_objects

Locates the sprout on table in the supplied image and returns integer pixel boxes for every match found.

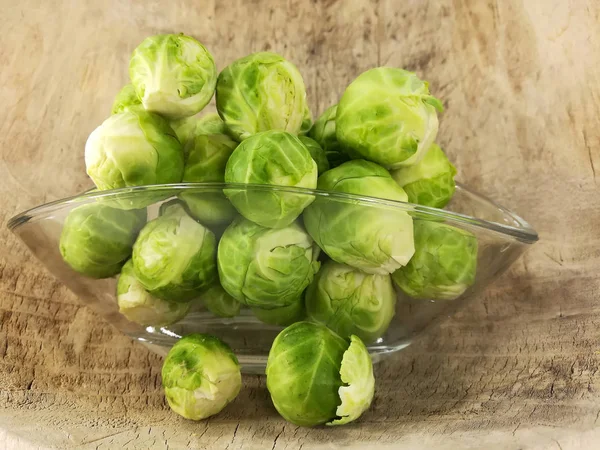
[266,322,374,427]
[162,334,241,420]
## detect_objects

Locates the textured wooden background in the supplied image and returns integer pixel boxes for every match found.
[1,0,599,448]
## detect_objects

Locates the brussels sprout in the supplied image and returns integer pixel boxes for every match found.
[304,160,414,275]
[133,201,217,302]
[336,68,443,169]
[299,104,313,135]
[251,296,305,326]
[59,203,146,278]
[162,334,241,420]
[266,322,374,427]
[111,84,142,114]
[85,109,184,191]
[170,116,198,148]
[179,193,237,231]
[305,260,395,343]
[182,130,237,183]
[195,112,230,135]
[308,104,351,169]
[216,52,308,140]
[178,192,236,229]
[391,143,457,208]
[172,112,231,147]
[392,221,478,300]
[178,118,238,227]
[129,34,217,119]
[117,260,191,326]
[299,136,329,175]
[199,283,241,318]
[224,130,317,228]
[217,217,320,309]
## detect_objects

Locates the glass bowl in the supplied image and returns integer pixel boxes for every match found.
[8,182,537,373]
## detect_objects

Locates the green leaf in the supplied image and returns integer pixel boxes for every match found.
[327,335,375,426]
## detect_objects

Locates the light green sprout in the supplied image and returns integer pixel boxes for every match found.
[117,260,190,326]
[266,322,374,427]
[199,283,241,318]
[132,201,217,302]
[216,52,308,141]
[391,143,457,208]
[251,296,305,327]
[85,108,184,190]
[308,104,351,169]
[303,160,414,274]
[392,220,478,300]
[111,84,142,114]
[305,260,396,343]
[336,68,443,169]
[299,104,313,135]
[162,334,241,420]
[224,130,317,228]
[171,113,232,154]
[217,217,320,309]
[59,203,146,278]
[299,136,330,175]
[179,193,237,232]
[178,114,238,227]
[129,33,217,119]
[181,117,237,183]
[194,112,230,135]
[172,112,231,145]
[170,116,198,148]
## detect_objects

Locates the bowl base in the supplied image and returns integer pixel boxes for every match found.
[133,314,413,374]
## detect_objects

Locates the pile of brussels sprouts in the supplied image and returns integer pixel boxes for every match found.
[58,33,478,427]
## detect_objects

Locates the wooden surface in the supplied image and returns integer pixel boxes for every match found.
[1,0,599,448]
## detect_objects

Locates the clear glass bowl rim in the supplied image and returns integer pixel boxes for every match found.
[7,182,538,243]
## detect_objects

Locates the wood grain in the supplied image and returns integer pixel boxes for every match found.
[1,0,599,448]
